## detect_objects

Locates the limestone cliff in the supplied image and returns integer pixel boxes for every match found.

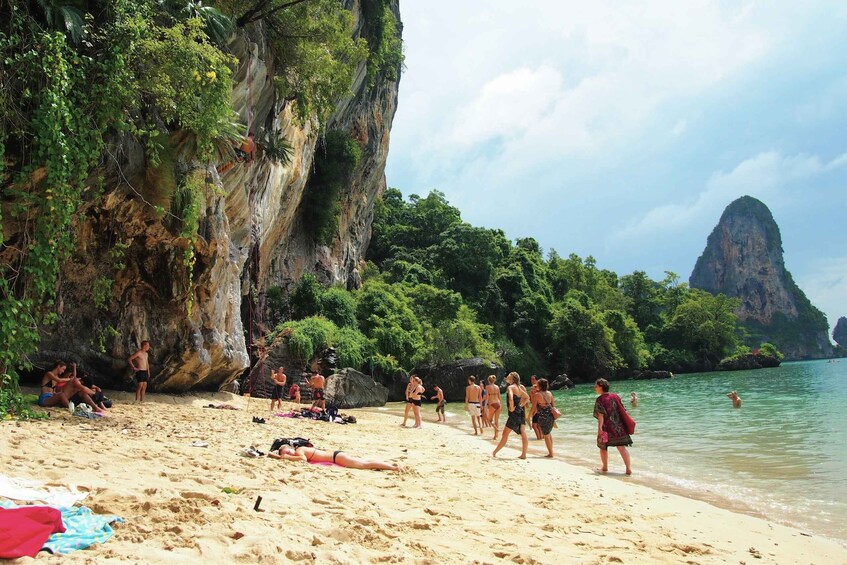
[689,196,832,360]
[834,317,847,348]
[24,1,402,391]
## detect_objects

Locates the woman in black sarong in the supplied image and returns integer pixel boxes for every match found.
[492,372,529,459]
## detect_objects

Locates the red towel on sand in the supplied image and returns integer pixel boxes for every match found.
[0,506,65,558]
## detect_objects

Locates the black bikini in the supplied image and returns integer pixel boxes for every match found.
[304,448,342,464]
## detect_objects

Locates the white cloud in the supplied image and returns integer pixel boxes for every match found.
[607,151,847,245]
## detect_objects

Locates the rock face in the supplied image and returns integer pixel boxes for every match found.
[325,368,389,408]
[414,358,505,403]
[834,317,847,348]
[22,2,402,392]
[716,354,780,371]
[690,196,832,360]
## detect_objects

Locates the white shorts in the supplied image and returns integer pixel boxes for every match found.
[467,403,481,417]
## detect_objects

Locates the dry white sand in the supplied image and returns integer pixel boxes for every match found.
[1,391,846,564]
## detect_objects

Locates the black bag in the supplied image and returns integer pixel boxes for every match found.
[270,437,313,452]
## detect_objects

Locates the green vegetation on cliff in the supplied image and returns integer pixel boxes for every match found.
[0,0,401,413]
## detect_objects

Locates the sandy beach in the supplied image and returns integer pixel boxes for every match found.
[2,391,846,564]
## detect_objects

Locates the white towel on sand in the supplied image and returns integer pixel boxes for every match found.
[0,474,88,508]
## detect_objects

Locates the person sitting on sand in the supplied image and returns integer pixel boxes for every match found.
[288,382,300,404]
[39,361,98,411]
[727,390,742,408]
[430,385,446,423]
[309,370,326,411]
[465,376,482,435]
[269,445,402,471]
[270,367,287,411]
[630,392,638,408]
[492,372,529,459]
[594,378,633,475]
[486,375,502,440]
[72,373,110,412]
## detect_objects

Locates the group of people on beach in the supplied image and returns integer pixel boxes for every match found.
[268,367,328,411]
[402,372,635,475]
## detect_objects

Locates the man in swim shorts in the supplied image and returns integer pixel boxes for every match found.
[465,376,482,435]
[128,340,151,403]
[310,370,326,410]
[430,385,446,423]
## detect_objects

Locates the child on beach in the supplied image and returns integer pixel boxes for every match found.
[128,341,151,403]
[430,385,446,423]
[289,382,300,404]
[486,375,502,440]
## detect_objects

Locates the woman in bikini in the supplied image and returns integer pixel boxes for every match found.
[492,372,529,459]
[400,376,416,427]
[269,446,402,471]
[485,375,502,440]
[535,378,556,457]
[409,377,425,428]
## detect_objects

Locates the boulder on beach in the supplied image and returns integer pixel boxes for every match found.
[325,368,389,408]
[413,358,505,402]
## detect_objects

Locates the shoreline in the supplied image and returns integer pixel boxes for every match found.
[2,390,847,563]
[368,401,847,549]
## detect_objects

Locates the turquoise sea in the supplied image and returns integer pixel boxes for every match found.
[547,360,847,545]
[379,360,847,544]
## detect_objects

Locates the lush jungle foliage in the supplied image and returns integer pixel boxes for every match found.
[270,188,765,381]
[0,0,402,416]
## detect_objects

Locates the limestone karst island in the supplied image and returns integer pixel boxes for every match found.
[1,1,846,562]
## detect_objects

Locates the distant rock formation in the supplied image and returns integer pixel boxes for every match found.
[834,317,847,347]
[690,196,832,360]
[414,358,505,403]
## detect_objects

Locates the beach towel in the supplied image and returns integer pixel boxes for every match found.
[0,506,65,558]
[0,499,123,555]
[0,475,88,508]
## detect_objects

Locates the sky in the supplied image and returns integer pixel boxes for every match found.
[385,0,847,335]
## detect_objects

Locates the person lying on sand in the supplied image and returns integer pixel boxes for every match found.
[268,446,402,471]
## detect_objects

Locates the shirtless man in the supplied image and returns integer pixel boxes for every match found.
[270,366,287,411]
[38,361,97,411]
[465,376,482,435]
[309,370,326,410]
[430,385,446,423]
[128,341,151,402]
[529,375,543,440]
[727,390,742,408]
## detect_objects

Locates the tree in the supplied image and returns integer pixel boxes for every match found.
[289,274,324,320]
[549,297,621,378]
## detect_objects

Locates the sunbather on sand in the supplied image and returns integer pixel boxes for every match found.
[268,446,402,471]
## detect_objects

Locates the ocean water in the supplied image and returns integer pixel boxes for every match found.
[549,360,847,544]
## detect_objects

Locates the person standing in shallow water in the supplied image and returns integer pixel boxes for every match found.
[492,372,529,459]
[593,378,632,475]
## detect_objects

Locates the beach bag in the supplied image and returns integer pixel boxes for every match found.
[614,394,636,435]
[552,407,561,420]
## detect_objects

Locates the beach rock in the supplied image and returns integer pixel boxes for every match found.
[634,370,673,381]
[16,2,403,392]
[717,354,781,371]
[833,317,847,348]
[374,369,410,402]
[325,368,389,408]
[413,358,505,403]
[690,196,832,360]
[548,374,575,390]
